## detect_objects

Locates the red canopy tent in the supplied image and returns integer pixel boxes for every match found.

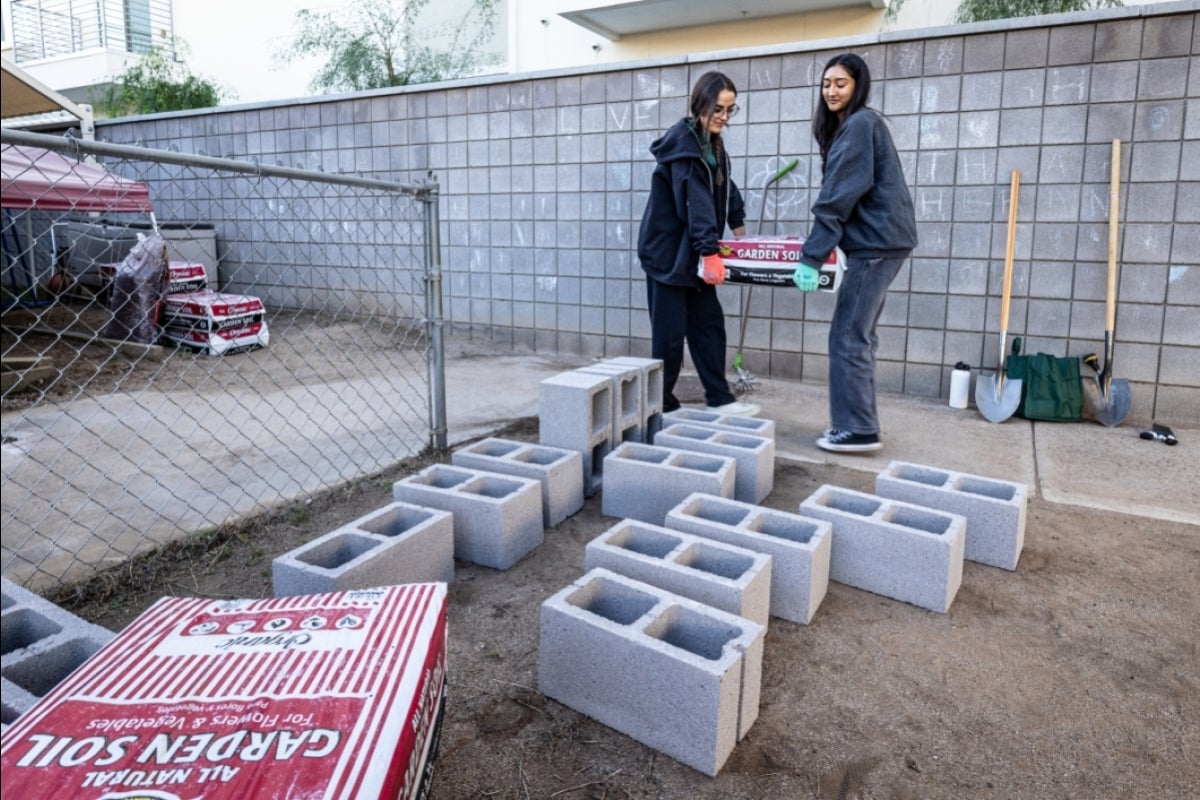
[1,143,153,213]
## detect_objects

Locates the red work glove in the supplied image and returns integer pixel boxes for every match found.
[700,254,726,285]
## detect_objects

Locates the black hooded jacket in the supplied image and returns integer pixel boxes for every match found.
[637,118,746,287]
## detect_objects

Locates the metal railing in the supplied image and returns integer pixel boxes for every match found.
[1,128,445,594]
[10,0,174,61]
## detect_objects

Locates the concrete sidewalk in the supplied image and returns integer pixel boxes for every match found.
[461,352,1199,528]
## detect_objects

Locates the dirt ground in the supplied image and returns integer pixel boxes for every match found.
[9,300,1196,798]
[2,300,424,415]
[53,413,1199,800]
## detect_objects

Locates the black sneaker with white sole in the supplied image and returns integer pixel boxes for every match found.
[817,429,882,453]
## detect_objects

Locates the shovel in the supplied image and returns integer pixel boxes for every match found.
[1082,139,1132,426]
[976,170,1023,423]
[732,158,799,394]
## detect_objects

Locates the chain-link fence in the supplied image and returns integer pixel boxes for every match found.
[1,129,445,595]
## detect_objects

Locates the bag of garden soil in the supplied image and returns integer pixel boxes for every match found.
[713,236,846,292]
[0,584,448,800]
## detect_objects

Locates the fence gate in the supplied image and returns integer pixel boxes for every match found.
[1,129,445,595]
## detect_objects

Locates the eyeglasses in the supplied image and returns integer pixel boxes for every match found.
[711,103,740,119]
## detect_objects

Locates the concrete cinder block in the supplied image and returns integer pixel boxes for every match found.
[654,424,775,503]
[539,371,614,497]
[272,500,454,596]
[1,578,115,729]
[874,461,1028,571]
[662,408,776,440]
[798,485,966,613]
[539,567,764,777]
[577,363,643,446]
[392,464,543,570]
[601,442,736,526]
[584,519,772,625]
[453,437,584,527]
[602,357,665,439]
[665,493,831,625]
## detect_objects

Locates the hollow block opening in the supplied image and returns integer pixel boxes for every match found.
[360,505,434,537]
[679,495,749,527]
[567,575,657,625]
[886,506,953,535]
[415,466,473,489]
[620,378,637,416]
[672,409,720,423]
[592,441,610,478]
[472,440,521,458]
[712,433,761,449]
[894,464,950,488]
[607,523,680,558]
[519,447,564,466]
[676,543,754,580]
[673,425,716,442]
[643,605,742,661]
[620,444,670,464]
[297,533,379,569]
[721,417,765,433]
[462,476,523,499]
[750,512,818,544]
[822,491,881,517]
[673,452,726,473]
[2,638,103,697]
[0,609,63,656]
[591,388,611,437]
[957,476,1016,501]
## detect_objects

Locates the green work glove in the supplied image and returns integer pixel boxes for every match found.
[792,264,820,292]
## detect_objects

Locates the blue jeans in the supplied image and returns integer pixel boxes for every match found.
[828,254,908,435]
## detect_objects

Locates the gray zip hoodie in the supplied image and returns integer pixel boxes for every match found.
[799,108,918,269]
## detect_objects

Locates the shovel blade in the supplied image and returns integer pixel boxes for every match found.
[1082,376,1131,427]
[975,374,1023,423]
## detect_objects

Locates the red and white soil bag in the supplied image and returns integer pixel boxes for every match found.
[0,583,448,800]
[160,290,269,355]
[712,236,846,292]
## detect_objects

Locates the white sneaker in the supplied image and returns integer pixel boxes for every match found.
[706,401,761,417]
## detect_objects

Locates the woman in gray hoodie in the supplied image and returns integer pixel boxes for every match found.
[797,53,918,453]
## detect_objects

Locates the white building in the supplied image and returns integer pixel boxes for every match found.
[1,0,175,105]
[4,0,1173,109]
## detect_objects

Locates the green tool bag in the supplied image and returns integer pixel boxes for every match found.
[1005,338,1083,422]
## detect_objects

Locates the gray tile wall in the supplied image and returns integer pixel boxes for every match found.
[100,4,1199,421]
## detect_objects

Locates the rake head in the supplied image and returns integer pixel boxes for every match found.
[732,366,758,395]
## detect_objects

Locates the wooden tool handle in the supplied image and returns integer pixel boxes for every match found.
[1107,139,1120,332]
[1000,170,1020,330]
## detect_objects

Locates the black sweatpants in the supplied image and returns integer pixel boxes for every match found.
[645,276,736,412]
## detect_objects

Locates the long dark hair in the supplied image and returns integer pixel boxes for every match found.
[689,70,738,122]
[812,53,872,171]
[688,71,737,184]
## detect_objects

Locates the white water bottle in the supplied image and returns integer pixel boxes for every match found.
[949,362,970,409]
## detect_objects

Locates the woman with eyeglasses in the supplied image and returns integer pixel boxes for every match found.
[636,70,758,417]
[795,53,918,453]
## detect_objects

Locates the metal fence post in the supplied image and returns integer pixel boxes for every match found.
[422,175,447,451]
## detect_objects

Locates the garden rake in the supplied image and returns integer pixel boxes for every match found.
[733,158,798,394]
